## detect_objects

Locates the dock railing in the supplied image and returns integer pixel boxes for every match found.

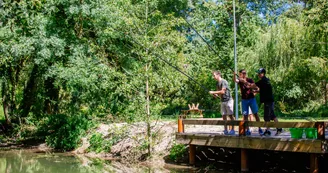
[178,116,326,140]
[177,116,328,173]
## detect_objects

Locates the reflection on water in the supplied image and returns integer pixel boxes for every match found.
[2,148,323,173]
[0,150,106,173]
[0,150,203,173]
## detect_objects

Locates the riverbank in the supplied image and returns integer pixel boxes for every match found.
[0,120,225,164]
[73,121,225,164]
[75,121,178,164]
[0,121,221,172]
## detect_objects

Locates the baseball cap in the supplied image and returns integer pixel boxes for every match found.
[256,68,266,74]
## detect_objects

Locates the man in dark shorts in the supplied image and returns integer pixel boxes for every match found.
[241,68,282,136]
[234,69,263,136]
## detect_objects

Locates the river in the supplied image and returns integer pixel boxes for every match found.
[0,150,207,173]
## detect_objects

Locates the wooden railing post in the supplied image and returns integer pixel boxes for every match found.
[315,122,325,140]
[178,115,184,133]
[241,149,249,172]
[239,121,246,136]
[189,145,196,165]
[310,153,319,173]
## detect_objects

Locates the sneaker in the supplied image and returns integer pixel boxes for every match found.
[228,130,236,135]
[275,128,283,136]
[258,128,263,135]
[246,130,251,136]
[223,130,229,135]
[263,130,271,136]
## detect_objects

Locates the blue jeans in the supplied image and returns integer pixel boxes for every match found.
[241,98,258,116]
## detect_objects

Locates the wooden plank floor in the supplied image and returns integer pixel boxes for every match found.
[176,130,328,154]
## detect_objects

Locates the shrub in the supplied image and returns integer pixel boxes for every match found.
[88,133,104,153]
[40,114,92,151]
[169,143,187,162]
[88,132,112,153]
[88,125,127,153]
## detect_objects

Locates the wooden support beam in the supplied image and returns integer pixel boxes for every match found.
[241,149,249,172]
[239,121,246,136]
[189,145,196,165]
[178,115,184,133]
[176,133,325,153]
[316,122,325,140]
[310,154,319,173]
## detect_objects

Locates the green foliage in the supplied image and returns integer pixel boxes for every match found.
[88,125,127,153]
[88,133,108,153]
[169,143,187,162]
[203,111,220,118]
[0,135,7,143]
[0,112,4,121]
[41,114,92,151]
[138,140,150,152]
[0,0,327,148]
[315,105,328,117]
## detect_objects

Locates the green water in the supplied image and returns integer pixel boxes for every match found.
[0,150,104,173]
[0,150,200,173]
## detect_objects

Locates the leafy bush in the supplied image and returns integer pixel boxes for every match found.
[203,111,220,118]
[169,143,187,162]
[88,133,103,153]
[0,135,7,143]
[315,105,328,117]
[88,133,112,153]
[103,140,113,153]
[88,125,127,153]
[40,114,92,151]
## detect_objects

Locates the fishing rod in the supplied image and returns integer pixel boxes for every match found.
[131,38,212,93]
[175,7,239,77]
[111,7,227,97]
[175,6,242,119]
[106,24,213,93]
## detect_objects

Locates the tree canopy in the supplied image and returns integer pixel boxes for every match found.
[0,0,327,150]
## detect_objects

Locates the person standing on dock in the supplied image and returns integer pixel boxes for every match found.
[209,70,235,135]
[234,69,263,136]
[239,68,282,136]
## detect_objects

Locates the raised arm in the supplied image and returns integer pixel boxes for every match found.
[239,78,258,89]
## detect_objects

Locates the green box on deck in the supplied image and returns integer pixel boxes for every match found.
[305,128,317,139]
[289,128,303,139]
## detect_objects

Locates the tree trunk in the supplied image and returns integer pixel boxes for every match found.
[145,0,151,157]
[19,65,39,118]
[1,80,11,125]
[44,77,59,114]
[8,67,17,117]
